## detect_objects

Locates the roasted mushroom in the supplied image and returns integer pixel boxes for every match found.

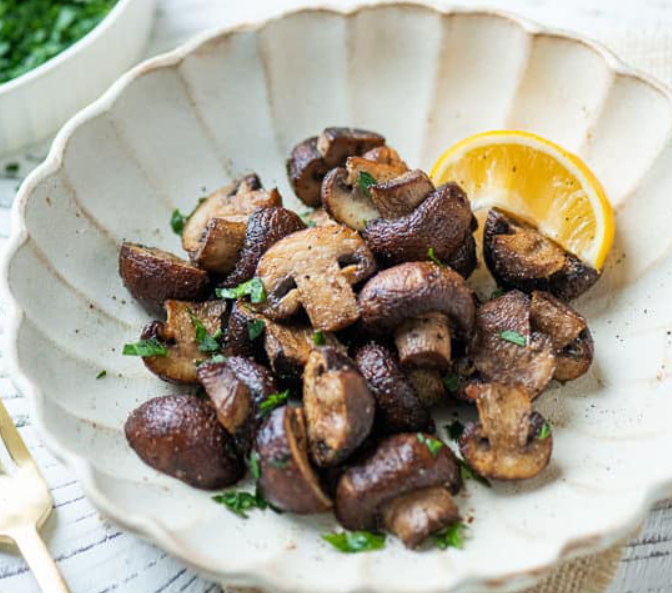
[255,406,332,513]
[470,290,555,399]
[286,138,329,208]
[530,291,594,382]
[359,262,475,370]
[287,128,385,207]
[125,395,243,489]
[139,299,227,384]
[222,206,306,288]
[321,167,381,231]
[460,382,552,481]
[183,174,282,273]
[197,356,278,455]
[303,347,375,466]
[483,208,599,301]
[317,127,386,168]
[302,208,338,227]
[255,225,377,331]
[406,369,447,408]
[335,433,462,548]
[444,234,478,279]
[354,342,432,433]
[227,302,344,380]
[369,170,435,220]
[119,242,210,313]
[363,182,475,267]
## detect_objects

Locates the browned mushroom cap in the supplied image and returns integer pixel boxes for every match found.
[470,290,555,399]
[303,347,375,467]
[119,243,210,313]
[125,395,243,489]
[255,225,377,332]
[363,183,475,266]
[530,291,594,382]
[226,302,344,380]
[197,356,278,455]
[322,167,381,232]
[483,209,600,301]
[369,170,435,219]
[287,137,329,207]
[140,300,227,384]
[317,127,385,168]
[358,262,475,369]
[335,433,462,547]
[184,176,282,273]
[444,234,478,279]
[256,406,332,513]
[222,207,306,288]
[354,342,432,433]
[460,382,552,481]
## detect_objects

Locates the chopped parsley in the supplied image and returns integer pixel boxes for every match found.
[427,247,444,267]
[170,197,207,235]
[312,330,326,346]
[0,0,119,85]
[446,420,465,442]
[417,433,444,457]
[322,531,386,554]
[247,319,265,340]
[122,338,168,357]
[187,308,222,353]
[538,421,552,440]
[442,373,461,393]
[499,330,527,347]
[491,287,506,299]
[433,522,466,550]
[216,278,266,304]
[357,171,377,198]
[95,370,107,380]
[259,390,290,415]
[210,353,226,364]
[459,459,491,488]
[212,490,267,518]
[4,162,19,175]
[249,451,261,480]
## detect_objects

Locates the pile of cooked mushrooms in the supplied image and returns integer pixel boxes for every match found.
[119,127,598,551]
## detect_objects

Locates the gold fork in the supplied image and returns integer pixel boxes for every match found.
[0,397,71,592]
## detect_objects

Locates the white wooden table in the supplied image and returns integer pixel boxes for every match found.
[0,0,671,591]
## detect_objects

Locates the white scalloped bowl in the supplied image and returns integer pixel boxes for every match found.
[3,4,672,593]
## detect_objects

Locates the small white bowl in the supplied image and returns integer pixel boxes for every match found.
[0,0,156,155]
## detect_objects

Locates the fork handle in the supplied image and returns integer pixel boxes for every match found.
[11,525,71,593]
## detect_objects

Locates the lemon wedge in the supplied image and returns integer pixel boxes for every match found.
[430,130,614,270]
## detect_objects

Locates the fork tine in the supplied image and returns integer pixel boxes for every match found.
[0,397,34,468]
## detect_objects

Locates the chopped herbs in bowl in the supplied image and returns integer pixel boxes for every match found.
[0,0,119,85]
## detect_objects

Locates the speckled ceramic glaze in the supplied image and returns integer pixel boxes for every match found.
[3,3,672,592]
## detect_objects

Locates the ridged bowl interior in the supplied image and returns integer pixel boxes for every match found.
[5,4,672,593]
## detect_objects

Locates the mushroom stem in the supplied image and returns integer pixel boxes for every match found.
[395,312,452,369]
[382,485,460,549]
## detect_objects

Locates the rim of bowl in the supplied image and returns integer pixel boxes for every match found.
[3,2,672,591]
[0,0,136,96]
